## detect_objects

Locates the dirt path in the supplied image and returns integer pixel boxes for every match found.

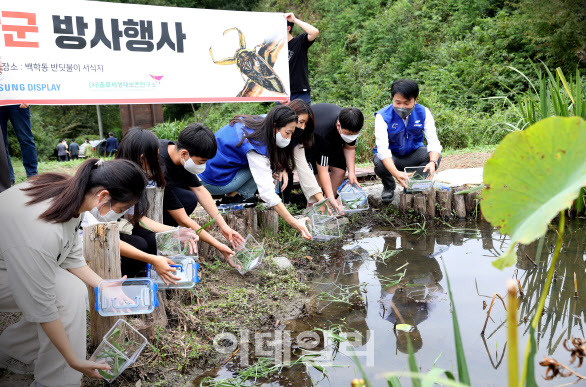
[437,151,492,172]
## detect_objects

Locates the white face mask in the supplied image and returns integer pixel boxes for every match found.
[275,132,291,148]
[182,154,206,175]
[89,195,129,222]
[340,131,359,144]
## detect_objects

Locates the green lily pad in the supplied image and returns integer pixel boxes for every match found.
[481,116,586,269]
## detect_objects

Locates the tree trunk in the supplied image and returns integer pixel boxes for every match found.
[83,222,122,348]
[259,209,279,237]
[436,189,452,219]
[453,188,467,219]
[414,194,427,216]
[145,187,164,223]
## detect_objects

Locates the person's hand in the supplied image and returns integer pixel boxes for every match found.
[423,162,436,179]
[152,256,180,285]
[283,12,297,23]
[330,196,344,215]
[178,227,198,255]
[19,103,29,109]
[220,226,245,248]
[70,358,111,379]
[348,172,361,188]
[295,217,312,240]
[272,170,288,192]
[218,244,236,268]
[393,170,409,189]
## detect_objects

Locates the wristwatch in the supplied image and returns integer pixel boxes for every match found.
[430,160,438,169]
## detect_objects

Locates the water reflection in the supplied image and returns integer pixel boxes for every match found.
[196,220,586,387]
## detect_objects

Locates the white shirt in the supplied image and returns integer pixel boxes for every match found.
[293,144,322,202]
[246,150,282,207]
[374,106,442,160]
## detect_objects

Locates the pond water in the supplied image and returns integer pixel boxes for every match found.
[197,220,586,386]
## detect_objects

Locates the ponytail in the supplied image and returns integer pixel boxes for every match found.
[22,158,148,223]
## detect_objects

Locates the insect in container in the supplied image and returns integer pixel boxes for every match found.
[209,27,286,96]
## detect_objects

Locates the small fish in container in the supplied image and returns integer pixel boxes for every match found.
[232,234,265,275]
[307,214,342,241]
[147,255,200,289]
[94,278,159,317]
[155,227,198,257]
[404,166,434,192]
[337,180,369,213]
[89,319,148,383]
[303,197,340,218]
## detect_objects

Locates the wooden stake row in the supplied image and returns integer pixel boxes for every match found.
[399,186,482,219]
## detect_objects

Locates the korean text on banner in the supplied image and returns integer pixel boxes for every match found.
[0,0,290,105]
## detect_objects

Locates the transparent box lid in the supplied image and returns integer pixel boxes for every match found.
[147,255,199,289]
[94,278,159,317]
[337,180,369,213]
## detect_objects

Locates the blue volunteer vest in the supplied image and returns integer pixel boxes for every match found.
[199,122,268,186]
[373,104,426,157]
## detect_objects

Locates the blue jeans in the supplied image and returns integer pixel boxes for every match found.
[0,105,38,182]
[202,168,258,199]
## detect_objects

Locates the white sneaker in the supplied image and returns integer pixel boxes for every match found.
[0,350,33,374]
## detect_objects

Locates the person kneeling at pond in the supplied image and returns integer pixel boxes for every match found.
[373,78,443,202]
[306,104,364,213]
[199,105,312,240]
[159,124,244,264]
[0,158,147,386]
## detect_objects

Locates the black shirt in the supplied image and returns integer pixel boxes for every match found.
[288,33,314,93]
[309,103,356,166]
[159,139,201,210]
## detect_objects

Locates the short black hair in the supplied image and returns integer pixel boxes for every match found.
[109,132,114,137]
[338,107,364,133]
[85,138,89,142]
[391,79,419,100]
[177,123,217,159]
[287,21,294,32]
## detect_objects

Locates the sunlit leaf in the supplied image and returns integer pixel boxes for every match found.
[481,116,586,269]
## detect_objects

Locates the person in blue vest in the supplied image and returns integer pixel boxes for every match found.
[373,79,442,202]
[199,105,312,240]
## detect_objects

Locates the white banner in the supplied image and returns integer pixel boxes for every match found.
[0,0,290,105]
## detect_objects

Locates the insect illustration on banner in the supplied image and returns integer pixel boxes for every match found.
[209,27,285,97]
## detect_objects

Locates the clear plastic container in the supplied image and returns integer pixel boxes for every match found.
[155,227,198,257]
[146,256,200,289]
[218,203,246,213]
[89,319,148,383]
[337,180,369,213]
[94,278,159,317]
[303,198,340,218]
[405,166,434,192]
[233,234,265,275]
[308,214,341,241]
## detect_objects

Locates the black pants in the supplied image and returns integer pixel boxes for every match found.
[163,186,199,226]
[57,155,67,162]
[119,226,157,277]
[373,147,442,190]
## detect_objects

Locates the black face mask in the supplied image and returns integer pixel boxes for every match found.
[293,127,304,140]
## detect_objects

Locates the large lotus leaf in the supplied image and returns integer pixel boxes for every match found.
[481,116,586,269]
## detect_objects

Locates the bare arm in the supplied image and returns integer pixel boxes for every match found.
[167,207,235,266]
[272,202,311,240]
[136,216,175,234]
[343,144,360,187]
[41,319,110,379]
[284,13,319,41]
[382,157,408,188]
[190,185,244,247]
[67,265,102,288]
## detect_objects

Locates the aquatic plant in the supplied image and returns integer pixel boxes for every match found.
[481,116,586,385]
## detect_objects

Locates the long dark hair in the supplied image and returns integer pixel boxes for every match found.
[287,99,315,148]
[116,127,165,188]
[229,105,297,173]
[22,158,148,224]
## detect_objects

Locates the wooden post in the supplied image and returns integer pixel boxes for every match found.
[426,189,436,218]
[83,222,122,348]
[145,187,164,223]
[452,220,466,246]
[436,189,452,219]
[414,194,426,216]
[259,209,279,237]
[224,208,258,239]
[480,219,494,251]
[400,193,414,213]
[453,188,467,219]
